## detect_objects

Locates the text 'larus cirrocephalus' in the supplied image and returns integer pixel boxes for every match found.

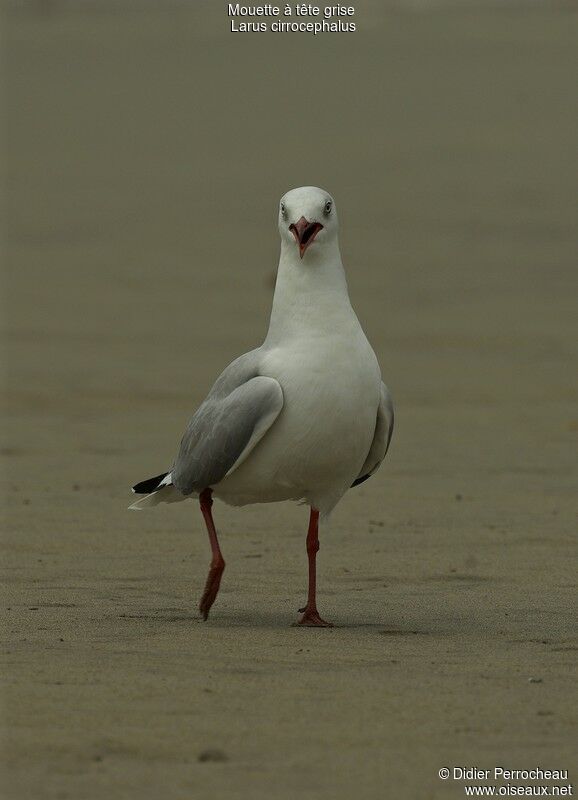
[130,186,394,627]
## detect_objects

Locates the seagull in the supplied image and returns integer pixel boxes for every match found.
[130,186,393,627]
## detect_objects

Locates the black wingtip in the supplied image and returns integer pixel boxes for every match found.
[351,473,371,488]
[132,472,170,494]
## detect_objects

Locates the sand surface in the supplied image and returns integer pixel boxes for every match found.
[2,3,577,798]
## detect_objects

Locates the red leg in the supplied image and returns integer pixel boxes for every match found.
[198,489,225,621]
[296,508,333,627]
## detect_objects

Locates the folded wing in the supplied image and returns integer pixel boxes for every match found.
[172,352,283,494]
[351,382,394,488]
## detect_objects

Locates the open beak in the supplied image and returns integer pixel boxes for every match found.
[289,216,324,259]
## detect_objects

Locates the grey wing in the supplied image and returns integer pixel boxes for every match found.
[351,382,394,488]
[171,351,283,495]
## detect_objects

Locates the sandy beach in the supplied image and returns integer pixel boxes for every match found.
[2,3,577,797]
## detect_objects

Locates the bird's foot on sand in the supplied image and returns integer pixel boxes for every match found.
[294,606,334,627]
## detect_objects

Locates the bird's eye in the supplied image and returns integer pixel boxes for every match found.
[324,200,332,215]
[280,203,287,219]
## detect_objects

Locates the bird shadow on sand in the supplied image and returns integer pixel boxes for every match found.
[189,610,423,633]
[116,606,389,631]
[115,582,534,637]
[114,602,520,638]
[114,602,444,634]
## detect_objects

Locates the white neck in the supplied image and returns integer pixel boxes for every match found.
[264,237,355,346]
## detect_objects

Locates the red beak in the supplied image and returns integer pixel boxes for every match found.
[289,216,324,258]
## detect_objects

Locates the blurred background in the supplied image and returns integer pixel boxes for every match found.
[4,1,577,455]
[3,2,577,798]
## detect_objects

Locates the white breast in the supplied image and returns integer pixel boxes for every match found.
[214,323,381,514]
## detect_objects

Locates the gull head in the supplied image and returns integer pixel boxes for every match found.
[278,186,338,260]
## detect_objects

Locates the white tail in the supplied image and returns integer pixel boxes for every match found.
[128,485,184,510]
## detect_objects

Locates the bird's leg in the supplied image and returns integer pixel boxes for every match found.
[198,488,225,621]
[296,507,333,627]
